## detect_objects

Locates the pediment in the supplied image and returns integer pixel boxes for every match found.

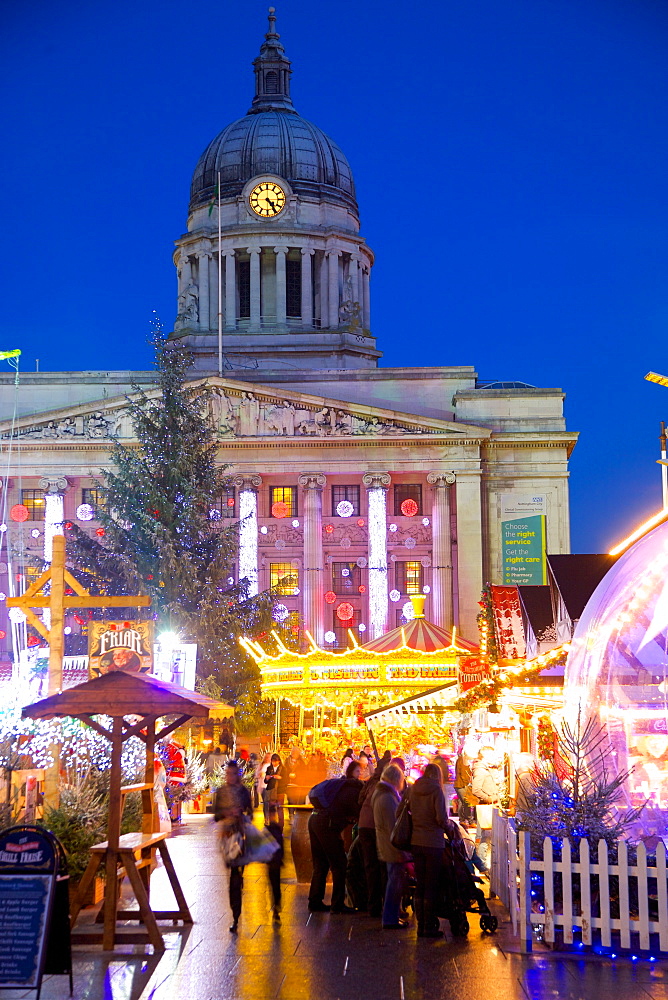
[0,375,492,443]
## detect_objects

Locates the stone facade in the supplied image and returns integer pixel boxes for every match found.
[0,12,577,659]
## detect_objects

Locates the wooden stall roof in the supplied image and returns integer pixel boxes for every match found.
[22,670,233,721]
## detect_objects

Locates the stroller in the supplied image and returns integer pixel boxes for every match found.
[438,840,498,936]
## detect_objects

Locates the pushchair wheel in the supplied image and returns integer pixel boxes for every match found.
[479,914,498,933]
[450,916,469,937]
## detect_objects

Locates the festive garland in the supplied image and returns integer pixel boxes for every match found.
[476,584,499,662]
[452,644,569,715]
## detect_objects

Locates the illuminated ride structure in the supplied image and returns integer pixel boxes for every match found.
[565,517,668,820]
[242,596,478,741]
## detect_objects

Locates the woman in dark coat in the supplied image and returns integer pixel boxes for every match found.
[407,762,462,938]
[264,753,287,829]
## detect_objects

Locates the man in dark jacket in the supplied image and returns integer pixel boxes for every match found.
[372,763,410,928]
[308,762,363,913]
[214,760,253,932]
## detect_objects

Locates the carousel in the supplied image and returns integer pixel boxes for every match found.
[241,595,478,747]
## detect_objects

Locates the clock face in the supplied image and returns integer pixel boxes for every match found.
[249,181,286,218]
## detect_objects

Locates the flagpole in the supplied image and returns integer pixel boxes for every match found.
[217,170,223,378]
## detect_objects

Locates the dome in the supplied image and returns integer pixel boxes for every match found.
[189,10,357,216]
[190,111,357,215]
[564,517,668,824]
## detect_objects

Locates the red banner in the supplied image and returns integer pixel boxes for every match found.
[458,655,491,692]
[490,585,526,660]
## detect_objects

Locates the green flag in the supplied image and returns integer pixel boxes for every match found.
[208,180,219,217]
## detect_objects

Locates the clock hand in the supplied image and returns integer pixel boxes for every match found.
[266,197,276,211]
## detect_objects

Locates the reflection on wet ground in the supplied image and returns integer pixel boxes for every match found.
[12,815,668,999]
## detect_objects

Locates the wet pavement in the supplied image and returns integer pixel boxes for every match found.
[12,814,668,999]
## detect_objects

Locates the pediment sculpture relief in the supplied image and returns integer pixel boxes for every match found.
[0,409,131,441]
[208,388,436,439]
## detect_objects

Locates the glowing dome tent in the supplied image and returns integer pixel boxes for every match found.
[564,518,668,812]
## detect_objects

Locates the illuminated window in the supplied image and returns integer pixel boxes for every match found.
[331,485,360,517]
[332,607,360,648]
[21,490,46,522]
[270,563,299,595]
[25,566,41,585]
[271,486,297,517]
[394,484,422,516]
[82,487,107,515]
[219,486,236,518]
[396,561,423,595]
[286,259,301,318]
[331,561,361,594]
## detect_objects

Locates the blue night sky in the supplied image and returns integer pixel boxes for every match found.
[2,0,668,555]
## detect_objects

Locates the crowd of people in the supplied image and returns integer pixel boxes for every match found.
[212,741,510,939]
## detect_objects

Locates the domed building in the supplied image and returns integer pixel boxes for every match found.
[172,9,376,371]
[0,10,577,660]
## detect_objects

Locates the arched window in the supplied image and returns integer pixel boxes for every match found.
[265,71,279,95]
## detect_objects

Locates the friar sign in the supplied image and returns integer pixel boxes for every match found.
[88,620,153,678]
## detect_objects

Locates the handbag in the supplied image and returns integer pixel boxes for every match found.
[219,823,245,863]
[390,797,413,852]
[476,803,494,829]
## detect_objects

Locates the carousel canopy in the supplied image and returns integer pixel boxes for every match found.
[360,616,477,654]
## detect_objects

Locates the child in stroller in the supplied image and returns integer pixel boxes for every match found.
[438,838,498,935]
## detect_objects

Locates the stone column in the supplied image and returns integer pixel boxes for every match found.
[197,251,210,331]
[298,473,326,644]
[301,248,314,327]
[456,473,483,641]
[427,472,456,629]
[349,256,360,309]
[274,246,288,326]
[248,247,262,329]
[224,251,236,330]
[233,475,262,596]
[319,251,328,327]
[327,250,341,329]
[363,472,391,638]
[362,265,371,329]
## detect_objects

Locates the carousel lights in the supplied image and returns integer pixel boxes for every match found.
[609,508,668,556]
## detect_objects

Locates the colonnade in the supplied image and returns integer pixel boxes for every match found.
[233,471,456,646]
[177,245,371,333]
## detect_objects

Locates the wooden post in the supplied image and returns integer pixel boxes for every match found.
[48,535,66,696]
[144,717,157,835]
[103,716,124,951]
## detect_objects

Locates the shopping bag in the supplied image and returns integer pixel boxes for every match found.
[229,817,280,867]
[390,797,413,852]
[219,824,245,863]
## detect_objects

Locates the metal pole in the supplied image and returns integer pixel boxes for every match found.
[217,170,223,378]
[661,421,667,509]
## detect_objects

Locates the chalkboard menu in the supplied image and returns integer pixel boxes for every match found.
[0,825,69,995]
[0,873,54,987]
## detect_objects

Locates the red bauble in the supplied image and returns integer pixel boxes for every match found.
[358,585,366,594]
[357,518,365,527]
[336,602,354,622]
[324,591,336,604]
[95,527,105,536]
[325,524,334,533]
[226,497,235,507]
[271,501,289,518]
[400,498,418,517]
[10,504,28,522]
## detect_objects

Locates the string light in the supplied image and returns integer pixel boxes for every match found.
[239,488,258,596]
[368,487,388,637]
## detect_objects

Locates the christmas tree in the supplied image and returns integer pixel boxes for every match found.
[67,324,274,716]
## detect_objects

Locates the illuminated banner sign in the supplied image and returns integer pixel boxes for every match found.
[387,664,454,681]
[88,621,153,678]
[501,514,547,586]
[311,666,380,682]
[458,655,491,692]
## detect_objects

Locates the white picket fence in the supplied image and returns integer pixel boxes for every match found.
[490,810,668,953]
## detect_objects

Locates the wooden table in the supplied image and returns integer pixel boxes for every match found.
[71,831,192,951]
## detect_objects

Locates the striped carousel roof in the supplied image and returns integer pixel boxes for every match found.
[359,613,478,654]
